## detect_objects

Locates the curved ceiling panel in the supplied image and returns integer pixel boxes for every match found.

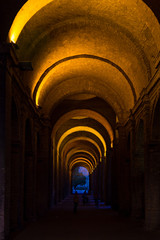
[9,0,160,55]
[34,56,136,110]
[69,158,94,173]
[66,149,98,168]
[8,0,160,121]
[51,109,114,147]
[40,76,128,119]
[21,22,149,99]
[57,126,107,156]
[61,138,102,162]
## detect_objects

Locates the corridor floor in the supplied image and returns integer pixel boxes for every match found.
[9,204,160,240]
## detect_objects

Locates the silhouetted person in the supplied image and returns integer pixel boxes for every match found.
[73,191,79,214]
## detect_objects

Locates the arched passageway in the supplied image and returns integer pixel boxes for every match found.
[0,0,160,239]
[71,166,90,194]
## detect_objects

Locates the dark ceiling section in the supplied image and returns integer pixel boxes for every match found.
[66,140,101,158]
[56,118,111,148]
[143,0,160,22]
[51,97,116,129]
[0,0,27,42]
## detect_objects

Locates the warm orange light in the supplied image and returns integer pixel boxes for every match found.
[57,126,107,156]
[8,0,53,43]
[52,110,114,148]
[8,0,160,47]
[69,158,94,173]
[65,149,97,168]
[60,136,102,161]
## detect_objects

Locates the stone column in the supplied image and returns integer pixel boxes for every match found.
[19,105,26,227]
[0,44,12,239]
[93,165,98,194]
[58,155,62,202]
[56,151,60,204]
[61,153,67,200]
[129,115,141,218]
[111,141,119,210]
[106,149,112,205]
[10,140,21,230]
[145,141,160,230]
[101,156,106,203]
[53,146,58,205]
[116,123,127,213]
[32,121,40,220]
[49,143,54,208]
[97,163,100,196]
[0,44,7,240]
[142,97,157,230]
[37,118,51,214]
[99,161,103,200]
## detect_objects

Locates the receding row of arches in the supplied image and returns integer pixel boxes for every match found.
[8,93,160,233]
[0,2,160,239]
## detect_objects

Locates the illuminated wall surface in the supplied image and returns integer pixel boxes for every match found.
[72,167,89,194]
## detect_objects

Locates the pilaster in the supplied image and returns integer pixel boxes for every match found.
[0,43,12,239]
[145,140,160,230]
[116,123,127,213]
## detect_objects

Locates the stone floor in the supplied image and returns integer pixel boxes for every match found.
[9,196,160,240]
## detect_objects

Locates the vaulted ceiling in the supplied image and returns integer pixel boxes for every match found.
[2,0,160,171]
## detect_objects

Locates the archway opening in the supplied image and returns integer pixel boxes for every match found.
[71,166,89,194]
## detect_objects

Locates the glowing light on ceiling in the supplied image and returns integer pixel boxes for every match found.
[52,110,114,148]
[66,149,98,167]
[8,0,53,43]
[57,126,107,157]
[8,0,159,47]
[61,136,102,160]
[72,116,87,120]
[69,158,94,173]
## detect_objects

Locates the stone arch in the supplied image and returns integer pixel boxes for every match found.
[70,159,93,174]
[51,109,114,148]
[71,165,90,194]
[33,54,137,104]
[57,126,107,157]
[61,137,102,167]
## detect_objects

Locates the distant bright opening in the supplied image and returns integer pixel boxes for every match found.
[72,166,89,194]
